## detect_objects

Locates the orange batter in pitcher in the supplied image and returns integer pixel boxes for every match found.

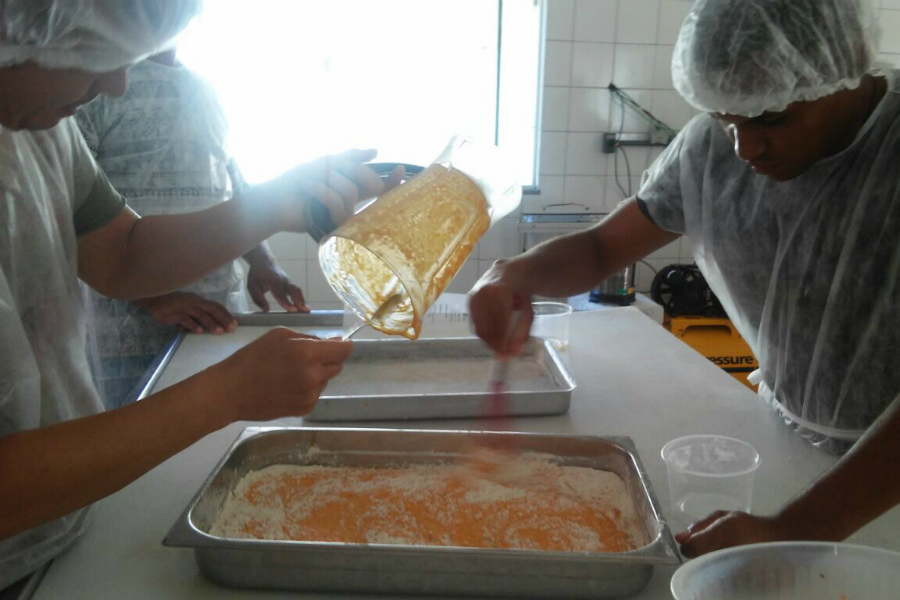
[319,164,490,339]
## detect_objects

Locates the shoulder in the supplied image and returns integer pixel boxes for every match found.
[672,113,721,153]
[115,60,185,103]
[0,122,96,212]
[0,128,38,193]
[0,122,78,173]
[881,74,900,129]
[645,113,722,176]
[858,72,900,160]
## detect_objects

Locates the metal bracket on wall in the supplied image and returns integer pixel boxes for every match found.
[603,83,678,154]
[601,132,671,154]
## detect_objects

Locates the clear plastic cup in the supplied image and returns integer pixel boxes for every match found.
[661,435,760,523]
[530,302,573,352]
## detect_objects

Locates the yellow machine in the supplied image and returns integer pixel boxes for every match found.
[664,316,758,390]
[651,264,759,390]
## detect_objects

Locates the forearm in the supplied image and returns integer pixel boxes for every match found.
[0,369,232,540]
[498,231,612,298]
[118,191,283,299]
[80,149,392,300]
[775,395,900,541]
[499,198,678,298]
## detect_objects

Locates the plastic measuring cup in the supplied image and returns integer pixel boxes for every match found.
[318,135,521,340]
[530,301,573,351]
[661,435,760,523]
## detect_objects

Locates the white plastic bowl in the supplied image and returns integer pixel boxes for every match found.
[671,542,900,600]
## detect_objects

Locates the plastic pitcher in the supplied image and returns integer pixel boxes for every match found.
[319,135,521,339]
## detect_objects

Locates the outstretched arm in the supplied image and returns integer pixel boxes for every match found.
[0,330,352,541]
[677,394,900,557]
[78,150,402,301]
[469,198,680,355]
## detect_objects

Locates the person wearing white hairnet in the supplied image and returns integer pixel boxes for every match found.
[470,0,900,557]
[0,0,402,588]
[76,47,308,408]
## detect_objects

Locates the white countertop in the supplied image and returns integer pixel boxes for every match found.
[33,309,900,599]
[568,292,665,325]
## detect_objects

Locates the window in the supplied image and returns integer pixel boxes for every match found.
[178,0,542,188]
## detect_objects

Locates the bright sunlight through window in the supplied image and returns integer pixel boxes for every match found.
[178,0,543,187]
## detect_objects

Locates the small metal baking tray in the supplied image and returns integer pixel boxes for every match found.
[234,309,343,327]
[305,337,575,421]
[164,427,681,599]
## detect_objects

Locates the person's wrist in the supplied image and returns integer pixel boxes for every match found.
[239,183,298,235]
[134,296,162,311]
[246,251,276,271]
[193,362,242,427]
[771,503,843,542]
[137,291,184,311]
[768,509,802,541]
[495,258,534,297]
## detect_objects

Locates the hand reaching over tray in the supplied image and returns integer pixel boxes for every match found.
[675,511,807,558]
[0,327,353,543]
[469,263,534,358]
[208,328,353,420]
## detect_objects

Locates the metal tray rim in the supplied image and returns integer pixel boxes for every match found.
[317,337,576,400]
[164,427,680,565]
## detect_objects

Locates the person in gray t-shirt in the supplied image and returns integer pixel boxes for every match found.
[77,48,308,409]
[470,0,900,558]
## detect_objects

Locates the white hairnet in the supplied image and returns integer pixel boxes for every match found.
[672,0,879,118]
[0,0,201,72]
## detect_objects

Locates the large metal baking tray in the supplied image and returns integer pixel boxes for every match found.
[305,337,575,421]
[164,427,681,599]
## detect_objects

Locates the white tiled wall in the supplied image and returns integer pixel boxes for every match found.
[525,0,697,292]
[253,0,900,308]
[532,0,900,292]
[878,0,900,61]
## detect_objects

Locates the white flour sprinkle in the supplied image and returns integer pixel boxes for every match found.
[209,455,647,553]
[322,357,557,396]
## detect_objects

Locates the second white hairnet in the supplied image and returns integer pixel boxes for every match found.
[637,69,900,454]
[0,0,201,72]
[672,0,879,118]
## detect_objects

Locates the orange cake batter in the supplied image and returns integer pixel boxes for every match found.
[209,455,647,553]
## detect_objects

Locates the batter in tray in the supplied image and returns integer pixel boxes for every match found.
[209,455,648,553]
